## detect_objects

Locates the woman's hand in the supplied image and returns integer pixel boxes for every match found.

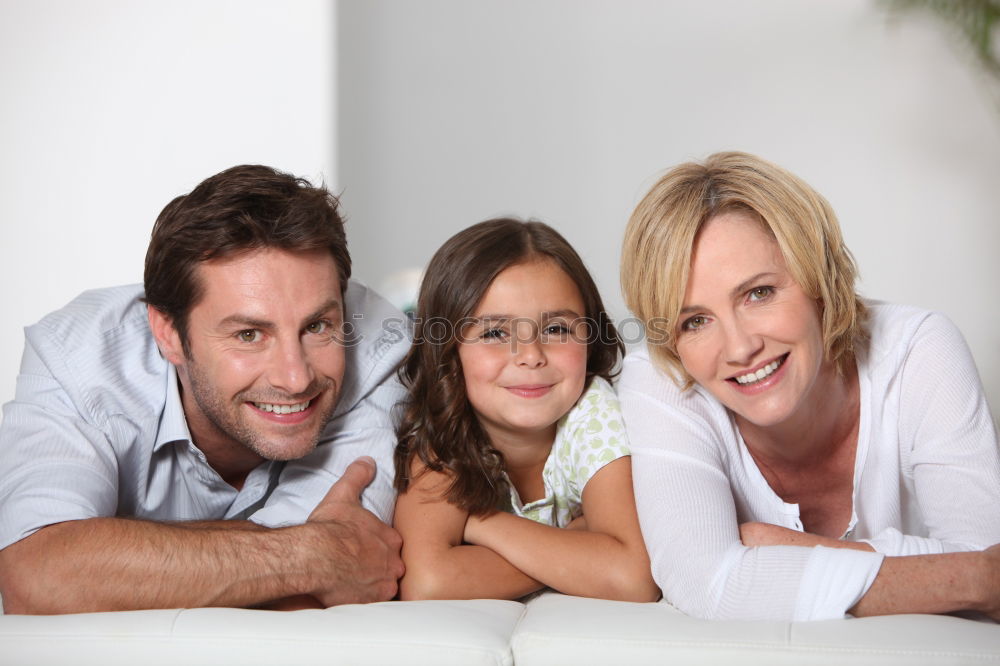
[975,543,1000,621]
[740,522,874,552]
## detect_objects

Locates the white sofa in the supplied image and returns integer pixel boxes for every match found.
[2,592,998,665]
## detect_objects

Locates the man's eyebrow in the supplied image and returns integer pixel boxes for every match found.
[218,314,273,331]
[217,298,342,330]
[303,298,343,324]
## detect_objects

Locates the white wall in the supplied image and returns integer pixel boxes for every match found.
[3,0,999,420]
[0,0,336,410]
[337,0,1000,417]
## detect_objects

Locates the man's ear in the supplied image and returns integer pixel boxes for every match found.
[147,305,186,366]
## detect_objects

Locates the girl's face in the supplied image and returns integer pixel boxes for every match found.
[675,211,830,431]
[458,258,589,449]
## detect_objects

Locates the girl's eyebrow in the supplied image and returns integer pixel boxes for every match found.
[473,309,584,322]
[542,309,583,320]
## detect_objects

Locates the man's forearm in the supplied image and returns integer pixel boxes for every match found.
[0,517,324,614]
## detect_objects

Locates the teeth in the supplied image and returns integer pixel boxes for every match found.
[735,359,783,385]
[254,400,311,414]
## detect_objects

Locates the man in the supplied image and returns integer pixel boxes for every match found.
[0,165,408,613]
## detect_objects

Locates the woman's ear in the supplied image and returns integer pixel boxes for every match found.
[147,305,185,366]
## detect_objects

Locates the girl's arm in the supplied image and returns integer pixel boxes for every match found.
[463,457,659,602]
[393,461,543,600]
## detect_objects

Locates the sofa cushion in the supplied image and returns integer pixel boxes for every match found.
[0,599,524,666]
[511,592,1000,665]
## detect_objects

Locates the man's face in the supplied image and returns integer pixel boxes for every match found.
[166,248,346,478]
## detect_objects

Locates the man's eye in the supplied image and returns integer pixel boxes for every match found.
[306,321,329,335]
[748,286,774,302]
[238,329,262,343]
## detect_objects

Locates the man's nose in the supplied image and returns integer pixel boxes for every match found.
[268,339,315,395]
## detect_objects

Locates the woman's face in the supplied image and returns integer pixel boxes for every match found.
[675,211,829,430]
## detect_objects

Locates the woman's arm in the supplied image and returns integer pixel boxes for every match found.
[463,457,659,602]
[739,522,874,551]
[393,462,542,600]
[622,352,884,620]
[893,313,1000,554]
[623,348,1000,621]
[849,546,1000,619]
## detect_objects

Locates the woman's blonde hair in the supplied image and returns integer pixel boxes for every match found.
[621,151,867,386]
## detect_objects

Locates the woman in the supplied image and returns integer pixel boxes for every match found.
[619,151,1000,621]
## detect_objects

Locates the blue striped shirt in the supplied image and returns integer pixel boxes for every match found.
[0,281,411,550]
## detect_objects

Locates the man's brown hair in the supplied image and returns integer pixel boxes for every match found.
[143,165,350,351]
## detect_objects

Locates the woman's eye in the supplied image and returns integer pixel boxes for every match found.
[238,329,262,343]
[681,316,707,332]
[748,286,774,302]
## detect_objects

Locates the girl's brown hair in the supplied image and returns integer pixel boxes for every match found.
[394,218,622,515]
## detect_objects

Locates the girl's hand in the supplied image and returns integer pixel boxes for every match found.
[463,513,486,545]
[394,462,542,600]
[465,513,587,544]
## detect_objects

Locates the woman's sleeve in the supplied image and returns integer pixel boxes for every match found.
[870,312,1000,555]
[619,353,883,621]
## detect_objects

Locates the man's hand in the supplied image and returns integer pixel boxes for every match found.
[305,456,404,606]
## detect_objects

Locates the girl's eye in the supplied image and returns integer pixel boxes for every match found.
[542,323,571,340]
[748,286,774,302]
[481,328,508,341]
[238,329,262,343]
[681,315,708,332]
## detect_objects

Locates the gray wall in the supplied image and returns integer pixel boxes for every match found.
[338,0,1000,416]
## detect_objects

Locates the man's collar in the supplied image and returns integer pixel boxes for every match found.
[153,365,194,452]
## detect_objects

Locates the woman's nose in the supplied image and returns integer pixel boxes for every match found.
[722,319,763,368]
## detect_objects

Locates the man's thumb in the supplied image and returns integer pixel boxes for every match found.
[324,456,377,503]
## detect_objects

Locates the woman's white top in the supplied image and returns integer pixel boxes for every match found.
[619,302,1000,621]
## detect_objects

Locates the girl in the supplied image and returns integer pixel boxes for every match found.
[393,218,658,602]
